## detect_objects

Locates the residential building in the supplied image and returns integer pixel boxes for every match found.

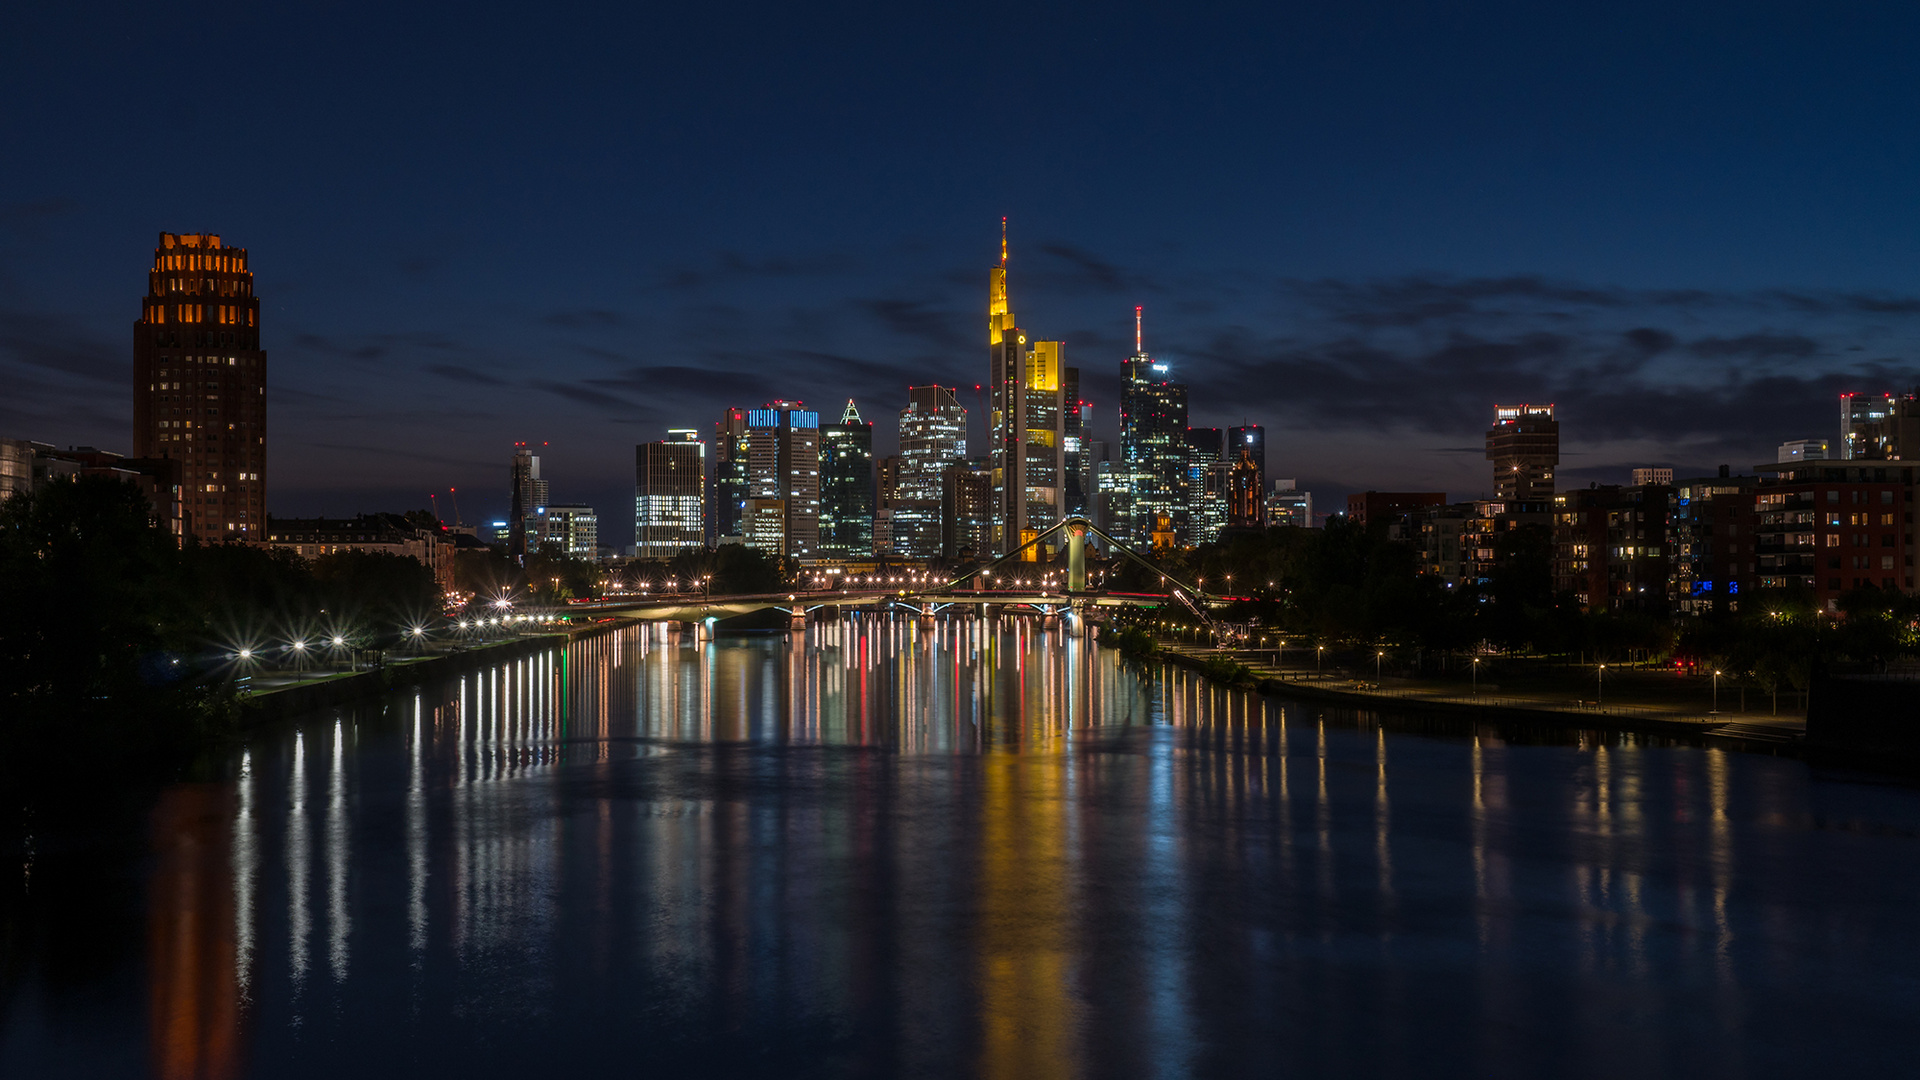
[265,513,455,595]
[635,434,705,558]
[1671,468,1758,615]
[1754,459,1915,609]
[1552,484,1674,615]
[819,400,875,559]
[1486,403,1558,502]
[132,232,267,542]
[1632,467,1674,487]
[1346,491,1446,528]
[13,442,184,536]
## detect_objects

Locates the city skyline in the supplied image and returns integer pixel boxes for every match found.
[14,6,1920,545]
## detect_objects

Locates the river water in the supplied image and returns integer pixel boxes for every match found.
[5,618,1919,1078]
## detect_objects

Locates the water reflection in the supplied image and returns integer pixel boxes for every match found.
[8,617,1920,1078]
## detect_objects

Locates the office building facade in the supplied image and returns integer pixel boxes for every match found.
[133,232,267,542]
[1119,307,1190,547]
[987,225,1074,556]
[713,407,750,541]
[819,400,875,559]
[635,434,705,558]
[896,385,967,558]
[747,402,821,559]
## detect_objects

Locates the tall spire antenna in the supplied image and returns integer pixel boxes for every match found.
[1135,305,1143,353]
[1000,216,1008,267]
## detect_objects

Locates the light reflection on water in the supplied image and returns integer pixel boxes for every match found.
[8,617,1920,1079]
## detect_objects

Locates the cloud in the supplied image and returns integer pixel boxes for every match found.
[528,379,641,411]
[1687,333,1820,360]
[855,297,969,349]
[0,309,125,383]
[426,363,506,386]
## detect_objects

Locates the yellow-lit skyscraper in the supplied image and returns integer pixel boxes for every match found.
[987,221,1074,557]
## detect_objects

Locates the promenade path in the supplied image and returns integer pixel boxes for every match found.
[1157,640,1808,746]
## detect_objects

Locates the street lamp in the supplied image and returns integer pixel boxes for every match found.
[1712,669,1721,715]
[1471,656,1479,694]
[1317,645,1324,673]
[1376,649,1384,684]
[1597,663,1606,707]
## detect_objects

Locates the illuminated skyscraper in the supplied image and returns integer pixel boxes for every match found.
[896,385,967,557]
[747,402,820,559]
[133,232,266,542]
[1119,307,1189,547]
[509,444,549,562]
[1228,424,1265,479]
[714,407,750,540]
[819,400,875,559]
[1485,403,1558,502]
[635,430,704,558]
[987,222,1073,557]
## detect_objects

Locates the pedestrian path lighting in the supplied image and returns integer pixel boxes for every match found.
[1712,669,1721,714]
[1317,645,1324,672]
[1376,649,1384,683]
[1472,656,1479,694]
[1598,663,1606,707]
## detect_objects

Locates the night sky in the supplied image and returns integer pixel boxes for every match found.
[8,2,1920,544]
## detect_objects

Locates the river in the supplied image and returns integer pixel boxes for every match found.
[4,617,1918,1078]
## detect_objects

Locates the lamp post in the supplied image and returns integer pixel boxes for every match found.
[1376,649,1384,684]
[1598,663,1606,708]
[1712,669,1721,715]
[1317,645,1324,673]
[1472,656,1479,695]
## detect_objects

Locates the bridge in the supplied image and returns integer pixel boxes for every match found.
[562,516,1222,634]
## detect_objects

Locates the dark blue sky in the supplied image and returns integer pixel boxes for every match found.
[7,1,1920,541]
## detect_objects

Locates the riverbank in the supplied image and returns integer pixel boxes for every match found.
[235,617,634,724]
[1149,639,1808,755]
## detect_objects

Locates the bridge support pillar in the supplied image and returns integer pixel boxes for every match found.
[1068,522,1087,594]
[789,607,807,631]
[693,619,713,642]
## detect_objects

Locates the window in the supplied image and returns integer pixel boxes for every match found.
[1883,556,1896,570]
[1884,491,1896,504]
[1827,491,1840,503]
[1825,533,1840,547]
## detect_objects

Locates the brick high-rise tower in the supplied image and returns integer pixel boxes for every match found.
[133,233,266,542]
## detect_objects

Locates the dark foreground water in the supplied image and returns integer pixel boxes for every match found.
[5,618,1920,1078]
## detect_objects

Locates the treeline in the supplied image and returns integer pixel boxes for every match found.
[0,478,438,790]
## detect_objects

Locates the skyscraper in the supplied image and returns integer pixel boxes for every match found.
[713,407,750,540]
[986,222,1073,557]
[133,232,266,542]
[635,431,705,558]
[1228,425,1265,479]
[819,400,875,559]
[1485,403,1558,502]
[747,402,820,559]
[1119,307,1189,547]
[1228,451,1264,528]
[509,444,549,562]
[896,385,967,558]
